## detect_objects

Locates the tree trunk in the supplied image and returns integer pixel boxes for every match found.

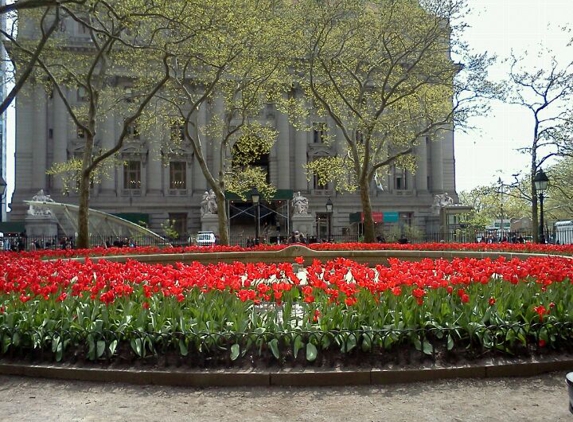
[76,134,94,249]
[215,189,229,245]
[359,178,376,243]
[531,174,539,243]
[76,168,91,249]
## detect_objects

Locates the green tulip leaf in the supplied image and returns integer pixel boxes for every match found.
[131,338,143,356]
[293,335,304,359]
[96,340,106,358]
[268,338,280,360]
[230,343,240,361]
[306,342,318,362]
[179,339,189,356]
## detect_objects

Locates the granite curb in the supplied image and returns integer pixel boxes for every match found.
[2,357,573,387]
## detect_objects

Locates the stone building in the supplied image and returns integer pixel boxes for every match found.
[0,0,7,223]
[8,12,458,244]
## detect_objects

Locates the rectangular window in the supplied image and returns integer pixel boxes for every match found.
[168,213,188,240]
[313,122,327,143]
[313,173,328,190]
[394,167,407,190]
[171,122,185,142]
[400,212,412,227]
[123,161,141,190]
[169,162,186,189]
[78,22,89,34]
[77,87,88,102]
[57,18,67,32]
[127,122,139,139]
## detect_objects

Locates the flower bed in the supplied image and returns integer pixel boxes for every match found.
[1,243,573,367]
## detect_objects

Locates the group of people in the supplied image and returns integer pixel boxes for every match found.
[289,230,307,244]
[104,237,137,248]
[0,235,27,252]
[477,233,527,244]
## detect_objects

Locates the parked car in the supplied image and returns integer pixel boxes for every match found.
[195,231,216,246]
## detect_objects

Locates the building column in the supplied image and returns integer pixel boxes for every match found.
[32,85,47,190]
[194,103,208,192]
[294,94,308,191]
[212,95,224,180]
[430,134,444,192]
[441,129,456,193]
[52,89,68,191]
[276,106,290,189]
[100,110,116,194]
[147,124,163,195]
[415,136,428,192]
[14,84,35,194]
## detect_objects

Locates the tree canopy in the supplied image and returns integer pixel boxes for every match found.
[282,0,494,242]
[503,46,573,241]
[8,0,495,245]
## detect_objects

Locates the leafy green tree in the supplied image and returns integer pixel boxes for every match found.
[1,2,68,114]
[0,1,87,14]
[29,0,173,248]
[542,158,573,222]
[284,0,494,242]
[459,175,535,235]
[159,0,291,245]
[504,45,573,241]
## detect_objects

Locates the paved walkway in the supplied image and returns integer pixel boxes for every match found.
[0,371,571,421]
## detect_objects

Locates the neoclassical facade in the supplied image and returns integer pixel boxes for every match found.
[10,84,457,241]
[8,16,458,243]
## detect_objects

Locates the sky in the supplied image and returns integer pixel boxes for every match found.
[5,0,573,202]
[454,0,573,192]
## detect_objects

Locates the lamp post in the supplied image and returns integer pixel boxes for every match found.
[0,175,7,223]
[251,187,260,245]
[533,168,549,244]
[498,177,504,241]
[325,197,333,242]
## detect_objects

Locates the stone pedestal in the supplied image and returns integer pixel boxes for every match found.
[201,214,219,234]
[25,214,59,238]
[292,213,315,237]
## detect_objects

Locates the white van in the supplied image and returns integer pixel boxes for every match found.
[555,221,573,245]
[196,231,216,246]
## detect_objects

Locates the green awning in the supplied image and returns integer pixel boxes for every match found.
[0,222,26,235]
[225,189,293,201]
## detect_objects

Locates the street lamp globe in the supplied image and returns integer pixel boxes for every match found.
[533,169,549,192]
[250,187,260,204]
[325,197,333,213]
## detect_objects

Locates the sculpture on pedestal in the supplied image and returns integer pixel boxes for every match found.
[27,189,55,216]
[292,191,309,215]
[201,189,218,217]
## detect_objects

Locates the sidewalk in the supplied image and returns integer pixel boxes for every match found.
[0,371,571,422]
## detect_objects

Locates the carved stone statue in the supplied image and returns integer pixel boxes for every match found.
[431,192,454,215]
[27,189,55,216]
[292,191,309,215]
[201,189,218,216]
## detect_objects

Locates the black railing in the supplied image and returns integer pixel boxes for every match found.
[5,228,572,252]
[1,234,170,252]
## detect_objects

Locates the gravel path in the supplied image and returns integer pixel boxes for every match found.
[0,372,571,421]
